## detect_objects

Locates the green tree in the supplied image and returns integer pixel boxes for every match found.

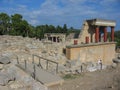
[35,25,44,39]
[56,25,62,33]
[20,20,29,37]
[0,13,10,35]
[11,14,23,35]
[10,14,30,36]
[115,30,120,46]
[63,24,68,33]
[48,25,56,33]
[28,25,36,38]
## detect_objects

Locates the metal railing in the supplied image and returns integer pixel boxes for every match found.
[32,54,59,73]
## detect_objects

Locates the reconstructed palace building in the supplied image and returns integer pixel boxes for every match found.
[66,19,116,65]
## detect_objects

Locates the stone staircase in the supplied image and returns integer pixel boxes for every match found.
[16,62,64,87]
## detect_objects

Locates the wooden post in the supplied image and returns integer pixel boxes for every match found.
[33,64,36,79]
[39,58,40,66]
[100,63,102,70]
[56,63,58,73]
[32,55,34,64]
[25,60,27,69]
[17,56,19,64]
[46,60,48,70]
[81,65,83,72]
[38,58,43,69]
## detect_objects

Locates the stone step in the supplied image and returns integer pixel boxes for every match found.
[16,63,64,87]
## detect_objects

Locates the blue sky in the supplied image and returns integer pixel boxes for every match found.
[0,0,120,30]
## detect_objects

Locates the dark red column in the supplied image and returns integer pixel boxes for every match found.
[104,27,107,42]
[85,36,89,44]
[111,27,114,41]
[95,26,99,43]
[74,40,78,45]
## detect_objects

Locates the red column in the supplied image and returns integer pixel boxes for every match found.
[85,36,89,44]
[104,27,107,42]
[74,40,78,45]
[111,27,114,41]
[95,26,99,43]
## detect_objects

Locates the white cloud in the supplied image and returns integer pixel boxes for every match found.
[3,0,14,3]
[18,5,27,9]
[0,0,119,29]
[29,19,39,25]
[26,0,120,28]
[100,0,119,4]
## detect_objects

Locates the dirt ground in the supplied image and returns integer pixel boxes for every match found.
[49,64,120,90]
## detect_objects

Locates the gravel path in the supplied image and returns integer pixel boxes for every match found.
[49,65,120,90]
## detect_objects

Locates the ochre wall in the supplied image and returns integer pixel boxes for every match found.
[66,43,116,65]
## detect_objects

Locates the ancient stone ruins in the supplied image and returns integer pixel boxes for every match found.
[0,18,120,90]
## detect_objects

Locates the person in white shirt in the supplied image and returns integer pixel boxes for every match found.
[98,60,102,70]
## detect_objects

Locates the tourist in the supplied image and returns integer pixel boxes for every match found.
[98,60,102,70]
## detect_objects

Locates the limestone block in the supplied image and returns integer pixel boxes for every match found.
[9,81,25,89]
[0,72,15,86]
[0,64,3,70]
[0,56,11,64]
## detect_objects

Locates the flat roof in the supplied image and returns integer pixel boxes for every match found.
[66,42,116,48]
[87,18,116,27]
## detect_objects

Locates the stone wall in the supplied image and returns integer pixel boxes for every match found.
[78,21,95,44]
[66,42,116,65]
[0,35,68,65]
[44,33,66,42]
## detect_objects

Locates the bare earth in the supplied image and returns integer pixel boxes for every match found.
[49,65,120,90]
